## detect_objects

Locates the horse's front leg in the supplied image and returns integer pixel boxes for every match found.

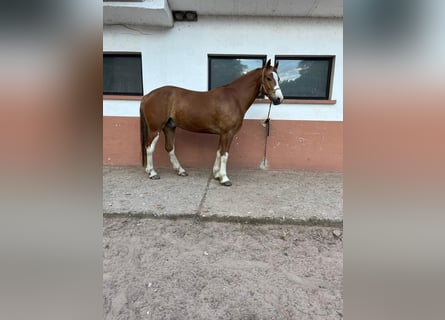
[218,151,232,186]
[214,134,234,186]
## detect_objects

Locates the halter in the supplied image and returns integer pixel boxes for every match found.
[260,66,274,168]
[260,66,279,100]
[260,66,268,96]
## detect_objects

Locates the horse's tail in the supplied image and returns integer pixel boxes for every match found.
[140,103,147,168]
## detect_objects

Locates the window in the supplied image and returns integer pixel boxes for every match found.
[275,56,334,100]
[103,53,143,96]
[208,55,266,90]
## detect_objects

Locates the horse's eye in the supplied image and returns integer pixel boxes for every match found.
[267,77,272,81]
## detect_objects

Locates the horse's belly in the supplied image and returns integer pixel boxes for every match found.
[177,121,219,134]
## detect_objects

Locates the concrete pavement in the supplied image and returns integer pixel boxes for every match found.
[103,166,343,226]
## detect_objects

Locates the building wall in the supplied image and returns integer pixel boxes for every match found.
[103,16,343,171]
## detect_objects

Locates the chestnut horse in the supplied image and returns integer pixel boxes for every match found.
[140,59,283,186]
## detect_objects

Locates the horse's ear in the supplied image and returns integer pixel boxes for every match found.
[274,60,279,70]
[266,59,271,68]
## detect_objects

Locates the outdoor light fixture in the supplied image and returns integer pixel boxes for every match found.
[172,10,198,22]
[184,11,197,21]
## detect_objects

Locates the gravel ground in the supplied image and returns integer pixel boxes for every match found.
[103,217,343,320]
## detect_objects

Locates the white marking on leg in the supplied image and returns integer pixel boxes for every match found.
[213,150,221,179]
[218,152,230,184]
[169,147,187,175]
[145,133,159,177]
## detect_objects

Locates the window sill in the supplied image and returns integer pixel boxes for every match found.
[103,95,142,101]
[254,98,336,105]
[102,95,336,105]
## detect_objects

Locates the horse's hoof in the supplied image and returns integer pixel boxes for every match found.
[149,175,160,180]
[221,180,232,187]
[178,171,188,177]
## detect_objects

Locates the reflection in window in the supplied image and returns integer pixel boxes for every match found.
[275,57,334,99]
[208,55,266,90]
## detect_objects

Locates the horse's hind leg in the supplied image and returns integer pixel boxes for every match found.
[163,120,188,177]
[145,131,160,179]
[212,149,221,179]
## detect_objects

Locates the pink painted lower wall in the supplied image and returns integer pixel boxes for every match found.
[103,116,343,171]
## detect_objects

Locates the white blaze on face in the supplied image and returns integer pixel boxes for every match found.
[272,72,284,101]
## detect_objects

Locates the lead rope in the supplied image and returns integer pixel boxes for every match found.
[262,101,272,167]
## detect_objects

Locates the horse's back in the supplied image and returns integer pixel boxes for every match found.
[140,85,241,133]
[141,85,213,115]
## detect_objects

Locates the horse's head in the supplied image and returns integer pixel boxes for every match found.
[261,59,284,105]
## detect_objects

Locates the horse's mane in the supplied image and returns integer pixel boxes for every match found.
[221,67,262,88]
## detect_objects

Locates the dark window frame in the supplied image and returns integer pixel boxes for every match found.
[207,54,267,93]
[274,55,334,100]
[103,52,143,96]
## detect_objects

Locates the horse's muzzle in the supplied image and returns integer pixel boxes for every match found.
[272,96,283,105]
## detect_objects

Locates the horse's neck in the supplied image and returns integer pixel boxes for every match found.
[229,69,262,113]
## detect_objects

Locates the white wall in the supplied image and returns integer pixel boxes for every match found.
[103,16,343,121]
